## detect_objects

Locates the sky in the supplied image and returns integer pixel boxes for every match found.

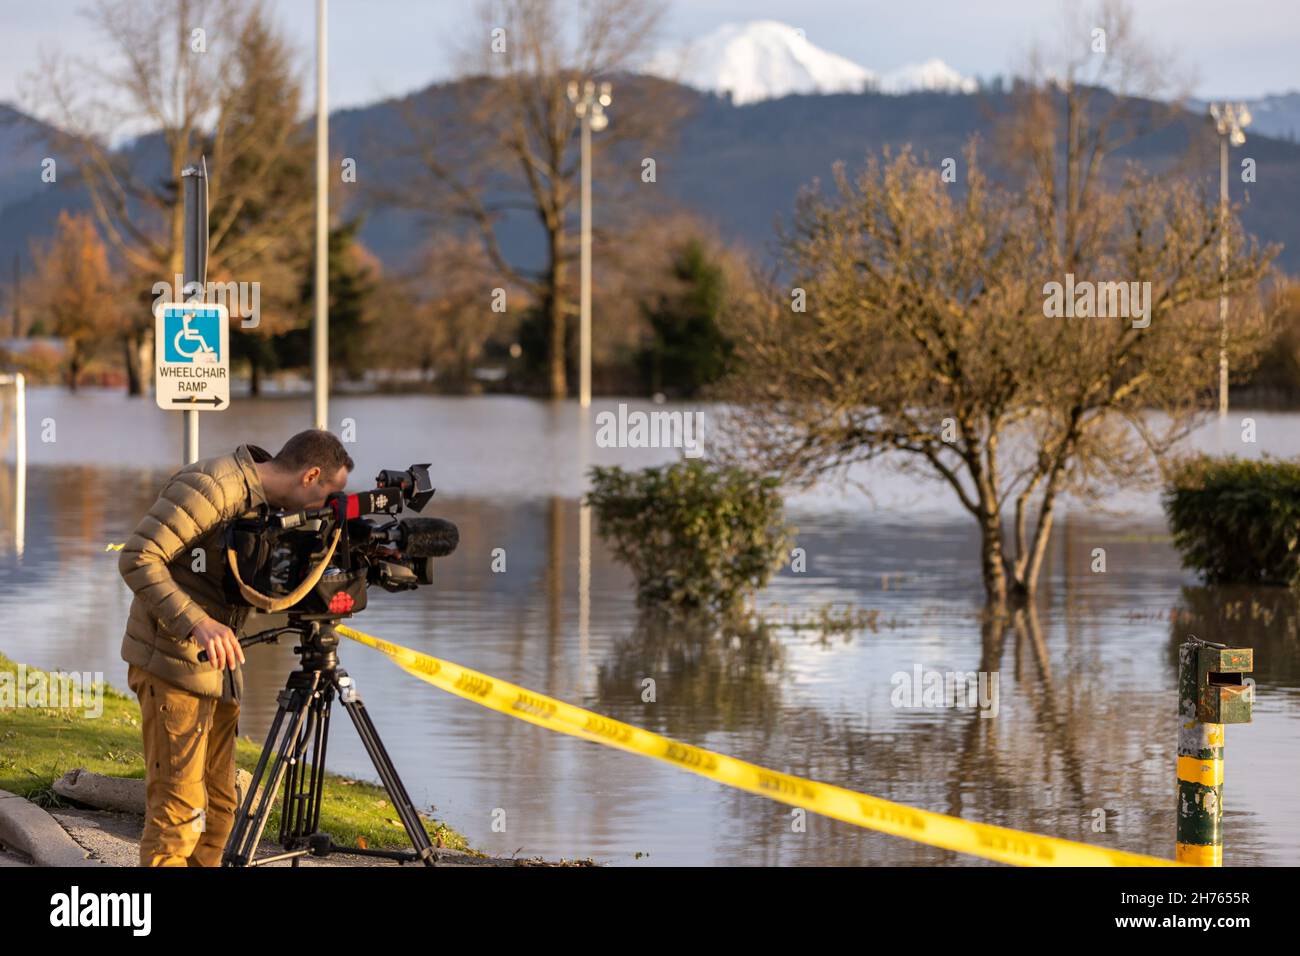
[1,0,1296,119]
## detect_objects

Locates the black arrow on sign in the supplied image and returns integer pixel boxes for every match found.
[171,396,224,408]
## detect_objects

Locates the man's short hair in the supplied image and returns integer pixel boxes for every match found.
[273,429,355,474]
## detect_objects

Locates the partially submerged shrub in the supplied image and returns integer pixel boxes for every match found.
[585,460,791,618]
[1163,455,1300,586]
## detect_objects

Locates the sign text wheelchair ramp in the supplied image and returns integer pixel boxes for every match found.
[154,302,230,410]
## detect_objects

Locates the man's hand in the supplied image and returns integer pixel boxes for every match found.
[190,618,245,670]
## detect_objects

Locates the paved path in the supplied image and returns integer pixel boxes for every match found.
[0,785,591,867]
[0,848,32,866]
[46,806,585,867]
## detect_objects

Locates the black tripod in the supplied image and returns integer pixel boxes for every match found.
[220,619,438,867]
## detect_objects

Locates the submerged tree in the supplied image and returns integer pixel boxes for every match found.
[586,460,791,619]
[725,139,1273,606]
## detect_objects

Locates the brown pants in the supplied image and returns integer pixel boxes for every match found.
[127,664,239,867]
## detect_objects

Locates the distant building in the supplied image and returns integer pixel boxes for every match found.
[1,337,67,358]
[0,336,68,380]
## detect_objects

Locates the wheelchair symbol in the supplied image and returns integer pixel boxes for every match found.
[169,311,219,364]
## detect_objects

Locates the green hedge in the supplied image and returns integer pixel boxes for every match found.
[1163,455,1300,586]
[585,460,791,618]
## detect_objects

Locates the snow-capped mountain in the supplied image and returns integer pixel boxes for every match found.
[645,20,975,104]
[878,58,978,95]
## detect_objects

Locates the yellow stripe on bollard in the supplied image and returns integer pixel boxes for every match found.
[1176,843,1223,866]
[1177,755,1224,787]
[338,624,1182,867]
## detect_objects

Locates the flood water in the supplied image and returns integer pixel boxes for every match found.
[1,389,1297,865]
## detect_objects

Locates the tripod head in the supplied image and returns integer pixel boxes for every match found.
[198,614,344,671]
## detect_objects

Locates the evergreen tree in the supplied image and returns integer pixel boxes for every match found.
[281,220,376,382]
[638,239,733,397]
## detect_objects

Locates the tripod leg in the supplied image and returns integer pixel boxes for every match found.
[280,688,323,849]
[335,673,437,866]
[222,672,321,866]
[279,683,333,858]
[306,688,333,837]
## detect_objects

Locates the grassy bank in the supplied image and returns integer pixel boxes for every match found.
[0,652,476,855]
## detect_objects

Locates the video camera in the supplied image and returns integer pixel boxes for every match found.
[224,464,458,620]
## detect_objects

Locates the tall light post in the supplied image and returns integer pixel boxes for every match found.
[313,0,329,430]
[1210,102,1251,419]
[567,79,611,409]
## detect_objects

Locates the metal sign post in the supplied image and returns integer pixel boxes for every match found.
[156,159,226,463]
[183,162,206,463]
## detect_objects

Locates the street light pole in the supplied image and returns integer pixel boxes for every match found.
[580,106,592,408]
[1210,102,1251,420]
[313,0,329,430]
[1218,133,1229,420]
[567,79,611,409]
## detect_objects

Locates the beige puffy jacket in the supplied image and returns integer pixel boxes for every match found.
[119,443,271,702]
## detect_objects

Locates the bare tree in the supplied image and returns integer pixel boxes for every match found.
[998,0,1191,274]
[384,234,510,391]
[371,0,683,397]
[26,0,311,394]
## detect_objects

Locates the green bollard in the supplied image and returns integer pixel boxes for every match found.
[1176,637,1252,866]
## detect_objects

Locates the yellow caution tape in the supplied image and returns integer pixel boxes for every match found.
[338,624,1180,867]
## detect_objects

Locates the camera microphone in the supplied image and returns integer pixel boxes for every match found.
[345,516,459,557]
[398,518,460,557]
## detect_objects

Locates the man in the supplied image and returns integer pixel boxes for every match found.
[119,429,353,867]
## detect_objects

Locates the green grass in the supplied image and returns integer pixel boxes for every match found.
[0,651,477,856]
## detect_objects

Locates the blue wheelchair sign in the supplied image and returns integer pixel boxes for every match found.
[154,301,230,411]
[163,306,222,364]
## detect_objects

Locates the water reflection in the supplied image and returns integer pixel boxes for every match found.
[596,612,788,740]
[0,391,1297,864]
[1172,586,1300,671]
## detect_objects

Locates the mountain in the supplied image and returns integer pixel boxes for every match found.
[879,58,978,95]
[4,78,1300,289]
[0,103,61,208]
[336,81,1300,275]
[645,20,975,104]
[1243,92,1300,141]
